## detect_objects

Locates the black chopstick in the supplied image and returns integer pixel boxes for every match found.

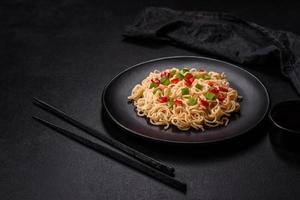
[33,97,175,177]
[32,116,187,193]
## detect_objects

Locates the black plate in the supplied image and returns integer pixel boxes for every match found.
[102,56,269,144]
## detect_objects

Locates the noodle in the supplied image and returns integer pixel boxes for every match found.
[128,68,241,131]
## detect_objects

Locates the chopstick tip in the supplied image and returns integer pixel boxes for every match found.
[32,116,42,122]
[32,116,49,126]
[33,97,42,103]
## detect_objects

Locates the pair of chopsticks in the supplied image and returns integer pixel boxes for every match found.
[32,98,187,193]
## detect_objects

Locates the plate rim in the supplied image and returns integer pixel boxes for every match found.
[102,56,270,144]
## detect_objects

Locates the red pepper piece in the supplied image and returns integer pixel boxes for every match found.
[184,73,194,81]
[184,81,192,87]
[175,99,183,106]
[159,96,168,103]
[208,81,214,86]
[171,78,180,84]
[151,78,160,85]
[218,95,225,102]
[210,88,219,94]
[184,73,194,87]
[160,71,170,78]
[219,87,228,92]
[200,99,209,107]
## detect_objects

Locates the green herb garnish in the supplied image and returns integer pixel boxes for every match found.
[204,74,211,80]
[194,74,201,79]
[204,92,215,100]
[182,68,190,73]
[176,73,184,80]
[187,97,197,106]
[149,82,158,89]
[160,77,170,86]
[170,70,177,77]
[181,88,189,95]
[195,84,203,90]
[167,98,174,108]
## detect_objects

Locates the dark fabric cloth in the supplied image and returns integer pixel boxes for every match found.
[123,7,300,95]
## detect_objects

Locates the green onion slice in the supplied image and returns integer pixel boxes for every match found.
[170,70,177,77]
[195,84,203,90]
[160,77,170,86]
[187,97,197,106]
[204,74,211,80]
[176,73,184,80]
[149,82,158,89]
[181,88,189,95]
[204,92,215,100]
[182,68,190,73]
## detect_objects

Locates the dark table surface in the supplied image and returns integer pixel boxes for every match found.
[1,1,300,199]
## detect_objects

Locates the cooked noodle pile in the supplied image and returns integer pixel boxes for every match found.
[128,68,241,131]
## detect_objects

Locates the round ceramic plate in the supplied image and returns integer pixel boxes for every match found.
[102,56,269,144]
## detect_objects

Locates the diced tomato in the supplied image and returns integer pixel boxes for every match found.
[160,71,170,78]
[219,86,228,92]
[184,73,194,81]
[218,95,225,102]
[185,81,192,87]
[184,73,194,87]
[151,78,160,85]
[175,99,183,106]
[171,78,180,84]
[200,99,209,107]
[210,88,219,94]
[159,96,168,103]
[188,77,194,83]
[208,81,214,86]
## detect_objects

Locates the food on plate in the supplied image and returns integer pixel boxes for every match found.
[128,67,241,131]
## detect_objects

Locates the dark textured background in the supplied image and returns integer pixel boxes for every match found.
[1,1,300,199]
